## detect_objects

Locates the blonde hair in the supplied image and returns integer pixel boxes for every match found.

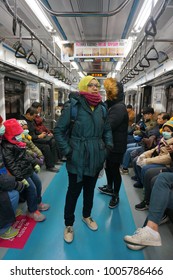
[103,78,118,100]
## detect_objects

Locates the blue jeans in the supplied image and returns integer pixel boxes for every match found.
[134,161,166,185]
[0,190,19,234]
[148,172,173,224]
[122,143,140,169]
[24,172,42,213]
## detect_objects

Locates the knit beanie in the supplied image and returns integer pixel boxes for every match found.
[4,119,24,142]
[78,76,98,92]
[0,115,3,124]
[163,120,173,132]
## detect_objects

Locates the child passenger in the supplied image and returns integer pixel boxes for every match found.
[1,118,50,222]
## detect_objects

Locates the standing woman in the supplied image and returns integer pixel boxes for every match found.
[98,78,128,208]
[54,75,113,243]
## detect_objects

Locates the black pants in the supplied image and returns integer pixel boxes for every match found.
[34,137,58,168]
[64,172,98,226]
[33,142,54,168]
[105,160,121,196]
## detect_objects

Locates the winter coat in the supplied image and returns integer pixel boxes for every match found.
[0,145,17,228]
[128,110,135,127]
[141,137,173,166]
[1,140,37,181]
[105,97,128,163]
[54,93,113,182]
[34,115,51,134]
[22,134,43,158]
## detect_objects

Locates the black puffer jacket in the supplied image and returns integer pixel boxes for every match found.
[105,91,128,162]
[0,143,17,229]
[1,140,37,181]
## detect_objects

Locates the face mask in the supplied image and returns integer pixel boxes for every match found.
[162,131,172,140]
[0,124,5,136]
[15,134,23,142]
[23,129,29,135]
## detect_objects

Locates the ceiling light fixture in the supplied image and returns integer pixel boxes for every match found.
[133,0,159,33]
[24,0,54,32]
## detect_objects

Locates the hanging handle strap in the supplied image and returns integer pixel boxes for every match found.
[27,35,37,64]
[15,23,27,58]
[145,17,157,37]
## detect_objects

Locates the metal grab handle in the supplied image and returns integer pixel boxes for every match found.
[38,57,44,69]
[139,56,150,68]
[146,45,159,61]
[27,51,37,64]
[134,62,144,72]
[15,43,27,58]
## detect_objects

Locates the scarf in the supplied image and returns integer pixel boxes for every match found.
[80,91,102,106]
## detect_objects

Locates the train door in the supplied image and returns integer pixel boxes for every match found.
[5,77,25,120]
[166,86,173,116]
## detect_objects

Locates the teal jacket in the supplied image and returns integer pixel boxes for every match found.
[54,93,113,182]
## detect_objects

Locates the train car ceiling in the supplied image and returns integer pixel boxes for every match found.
[0,0,173,88]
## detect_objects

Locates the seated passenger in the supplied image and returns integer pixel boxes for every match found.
[135,140,173,210]
[124,171,173,249]
[1,118,50,222]
[126,104,135,131]
[31,102,53,136]
[21,107,59,172]
[0,115,20,239]
[17,120,44,166]
[133,120,173,188]
[120,107,160,174]
[31,101,62,161]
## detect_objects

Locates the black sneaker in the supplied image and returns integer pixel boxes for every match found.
[131,175,138,181]
[135,200,149,211]
[98,185,113,196]
[133,182,143,188]
[109,196,119,209]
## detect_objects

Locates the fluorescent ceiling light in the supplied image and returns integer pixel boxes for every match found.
[24,0,53,32]
[71,61,79,70]
[133,0,159,33]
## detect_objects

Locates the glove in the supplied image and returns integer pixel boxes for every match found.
[39,157,44,165]
[21,179,29,188]
[15,181,25,192]
[34,164,41,173]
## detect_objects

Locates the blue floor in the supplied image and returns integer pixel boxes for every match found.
[3,165,144,260]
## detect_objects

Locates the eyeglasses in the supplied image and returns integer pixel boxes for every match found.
[87,83,100,88]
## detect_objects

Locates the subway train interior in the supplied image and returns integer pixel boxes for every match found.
[0,0,173,261]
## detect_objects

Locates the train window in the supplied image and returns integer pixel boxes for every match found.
[4,77,25,119]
